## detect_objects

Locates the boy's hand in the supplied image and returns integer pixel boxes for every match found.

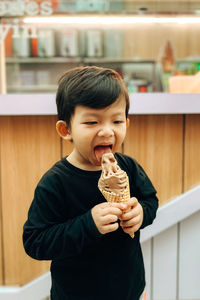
[91,202,127,235]
[120,197,143,237]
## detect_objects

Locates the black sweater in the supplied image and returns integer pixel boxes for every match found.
[23,153,158,300]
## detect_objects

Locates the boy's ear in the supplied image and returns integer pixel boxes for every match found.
[126,118,130,128]
[56,120,72,140]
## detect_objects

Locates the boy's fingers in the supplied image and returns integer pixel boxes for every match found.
[104,222,119,233]
[126,197,138,208]
[120,198,141,220]
[109,202,128,210]
[121,215,140,227]
[101,202,127,216]
[102,214,118,224]
[102,207,122,218]
[120,209,138,220]
[99,202,126,210]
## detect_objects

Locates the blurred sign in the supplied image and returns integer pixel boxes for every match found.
[0,0,57,16]
[0,24,37,44]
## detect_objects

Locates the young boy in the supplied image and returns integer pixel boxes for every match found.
[23,66,158,300]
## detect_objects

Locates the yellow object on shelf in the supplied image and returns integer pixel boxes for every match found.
[169,72,200,93]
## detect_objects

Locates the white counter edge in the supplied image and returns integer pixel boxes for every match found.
[129,93,200,114]
[0,93,57,116]
[0,93,200,116]
[140,185,200,243]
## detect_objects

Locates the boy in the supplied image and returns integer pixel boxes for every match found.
[23,66,158,300]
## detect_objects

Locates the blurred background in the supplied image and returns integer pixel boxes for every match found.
[2,0,200,94]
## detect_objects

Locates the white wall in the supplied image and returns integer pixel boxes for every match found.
[141,210,200,300]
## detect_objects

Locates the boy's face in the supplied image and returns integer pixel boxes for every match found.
[63,96,128,170]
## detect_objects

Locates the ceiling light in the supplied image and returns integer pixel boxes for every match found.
[23,15,200,25]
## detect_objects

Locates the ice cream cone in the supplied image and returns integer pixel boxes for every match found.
[98,153,134,238]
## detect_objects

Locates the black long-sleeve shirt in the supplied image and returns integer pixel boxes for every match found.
[23,153,158,300]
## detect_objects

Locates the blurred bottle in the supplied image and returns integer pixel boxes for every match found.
[37,28,55,57]
[104,30,124,58]
[4,26,13,57]
[160,40,175,73]
[86,30,103,57]
[12,28,31,57]
[56,29,79,57]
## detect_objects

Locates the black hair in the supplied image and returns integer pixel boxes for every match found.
[56,66,129,126]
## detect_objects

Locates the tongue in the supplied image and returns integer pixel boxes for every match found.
[94,146,112,163]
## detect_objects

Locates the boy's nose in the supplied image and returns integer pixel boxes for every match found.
[98,125,114,137]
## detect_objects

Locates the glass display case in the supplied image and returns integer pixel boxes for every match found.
[1,0,200,94]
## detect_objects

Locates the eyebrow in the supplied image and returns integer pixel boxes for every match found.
[80,112,99,118]
[81,111,125,118]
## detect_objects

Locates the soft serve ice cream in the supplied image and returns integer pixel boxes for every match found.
[98,153,128,196]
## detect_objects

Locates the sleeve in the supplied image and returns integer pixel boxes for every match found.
[131,161,159,229]
[23,175,102,261]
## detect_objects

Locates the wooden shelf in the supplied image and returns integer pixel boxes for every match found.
[83,58,155,64]
[7,85,57,92]
[6,57,82,64]
[6,57,155,64]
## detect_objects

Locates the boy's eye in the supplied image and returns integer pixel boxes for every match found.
[114,120,124,124]
[84,121,98,125]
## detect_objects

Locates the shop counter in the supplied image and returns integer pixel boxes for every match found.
[0,92,200,287]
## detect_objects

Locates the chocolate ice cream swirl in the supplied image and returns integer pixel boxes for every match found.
[98,153,128,194]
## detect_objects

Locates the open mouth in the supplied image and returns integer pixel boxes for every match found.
[94,145,113,163]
